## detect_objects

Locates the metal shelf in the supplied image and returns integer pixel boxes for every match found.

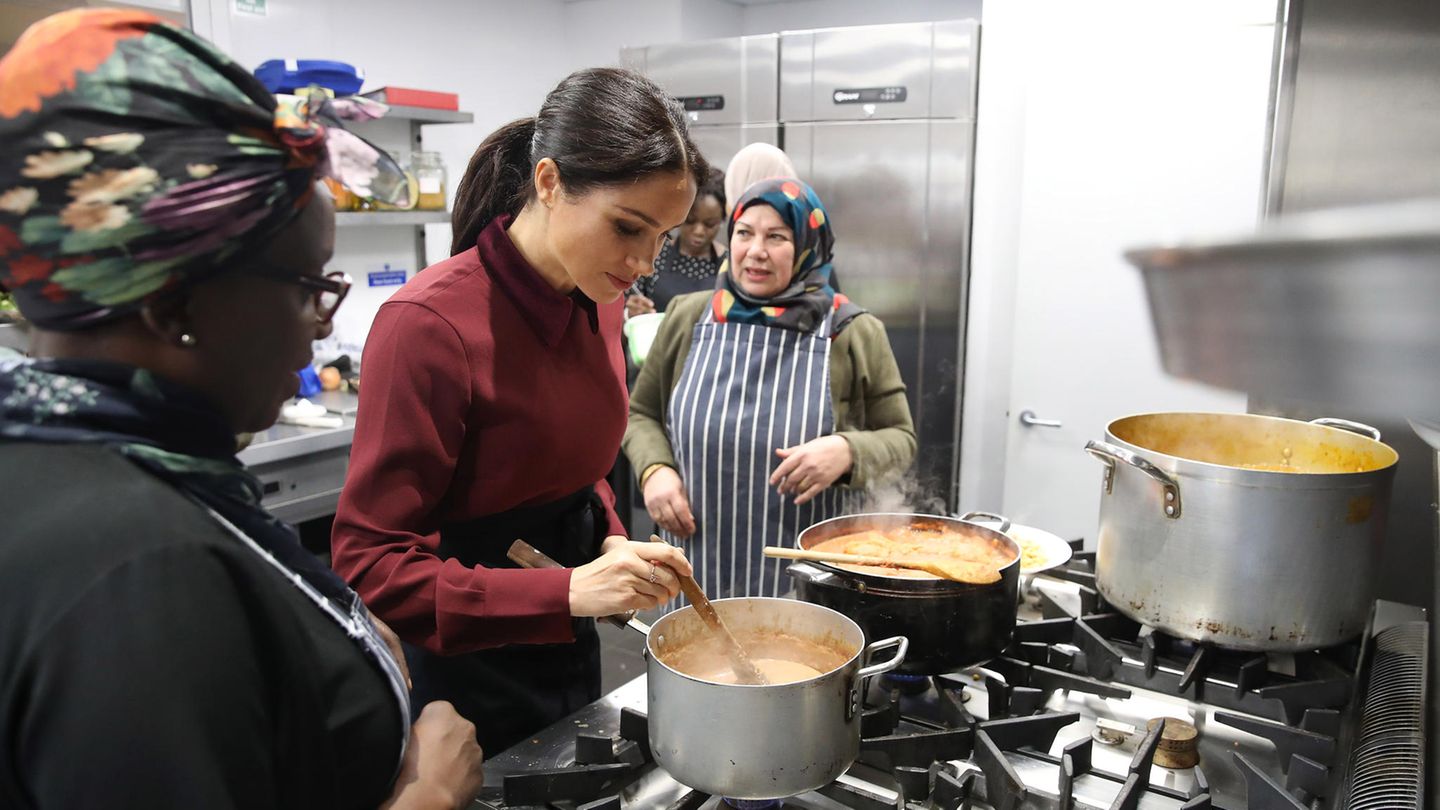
[380,105,473,124]
[335,210,449,227]
[333,103,470,285]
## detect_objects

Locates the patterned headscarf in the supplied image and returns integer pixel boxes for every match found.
[0,9,411,330]
[712,177,863,335]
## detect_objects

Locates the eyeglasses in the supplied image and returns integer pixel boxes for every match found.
[259,270,351,324]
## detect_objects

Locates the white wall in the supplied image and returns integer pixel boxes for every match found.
[194,0,574,360]
[562,0,681,70]
[183,0,985,361]
[739,0,980,33]
[681,0,743,40]
[961,1,1271,534]
[187,0,750,359]
[560,0,743,71]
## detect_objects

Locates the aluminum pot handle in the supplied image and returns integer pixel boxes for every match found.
[856,635,909,682]
[957,510,1011,534]
[1309,417,1382,442]
[846,635,907,721]
[1084,440,1182,519]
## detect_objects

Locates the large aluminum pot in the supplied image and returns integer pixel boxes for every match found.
[789,512,1020,674]
[646,597,906,799]
[1087,412,1398,651]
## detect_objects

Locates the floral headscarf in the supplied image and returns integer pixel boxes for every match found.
[0,9,410,330]
[712,177,863,335]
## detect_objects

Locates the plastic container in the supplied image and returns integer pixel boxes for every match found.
[255,59,365,96]
[622,312,665,367]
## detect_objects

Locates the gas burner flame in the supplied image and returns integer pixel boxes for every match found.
[881,672,931,695]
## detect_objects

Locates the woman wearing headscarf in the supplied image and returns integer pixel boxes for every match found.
[0,10,482,809]
[623,178,915,604]
[721,143,841,291]
[723,143,798,216]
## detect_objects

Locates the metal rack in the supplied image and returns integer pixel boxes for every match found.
[343,104,473,278]
[334,210,450,227]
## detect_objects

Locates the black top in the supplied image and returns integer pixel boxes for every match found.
[632,240,724,314]
[0,443,400,810]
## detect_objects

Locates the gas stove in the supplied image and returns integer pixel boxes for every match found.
[473,548,1427,809]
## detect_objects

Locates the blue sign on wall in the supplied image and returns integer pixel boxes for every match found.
[368,264,408,288]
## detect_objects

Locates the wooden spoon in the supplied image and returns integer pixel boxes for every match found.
[763,546,1002,585]
[650,534,769,686]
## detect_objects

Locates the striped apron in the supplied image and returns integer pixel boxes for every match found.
[662,310,849,607]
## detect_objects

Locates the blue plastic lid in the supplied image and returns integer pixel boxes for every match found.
[296,365,323,398]
[255,59,365,96]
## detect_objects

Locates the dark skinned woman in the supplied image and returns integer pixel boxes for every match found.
[0,10,482,809]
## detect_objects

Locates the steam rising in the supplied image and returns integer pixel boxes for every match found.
[854,469,949,516]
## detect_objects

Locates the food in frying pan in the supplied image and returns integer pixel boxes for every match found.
[809,523,1016,580]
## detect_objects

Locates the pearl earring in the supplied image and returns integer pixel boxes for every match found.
[179,333,198,347]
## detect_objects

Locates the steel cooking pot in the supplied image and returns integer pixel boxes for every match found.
[1087,412,1398,651]
[788,512,1021,674]
[645,597,906,799]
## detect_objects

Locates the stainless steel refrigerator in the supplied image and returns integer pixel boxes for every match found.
[781,20,979,507]
[626,20,980,508]
[621,34,781,173]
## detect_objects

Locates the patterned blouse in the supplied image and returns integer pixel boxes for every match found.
[631,239,725,313]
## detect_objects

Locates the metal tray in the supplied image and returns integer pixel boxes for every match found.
[1125,198,1440,420]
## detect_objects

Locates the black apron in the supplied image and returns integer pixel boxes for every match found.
[402,486,604,754]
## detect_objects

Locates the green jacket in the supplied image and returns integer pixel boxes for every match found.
[623,291,916,490]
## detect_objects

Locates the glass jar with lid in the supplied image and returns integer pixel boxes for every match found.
[411,151,447,211]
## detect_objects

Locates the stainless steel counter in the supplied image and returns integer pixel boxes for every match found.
[0,322,26,353]
[238,392,358,524]
[239,418,355,466]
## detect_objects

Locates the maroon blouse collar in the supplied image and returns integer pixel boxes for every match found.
[476,215,598,346]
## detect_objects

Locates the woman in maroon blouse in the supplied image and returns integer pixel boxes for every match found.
[332,68,707,754]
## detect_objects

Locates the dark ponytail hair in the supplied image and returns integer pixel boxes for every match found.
[451,67,710,255]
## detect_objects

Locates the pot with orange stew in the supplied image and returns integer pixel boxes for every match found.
[645,597,906,799]
[1086,412,1398,651]
[506,542,906,797]
[788,512,1022,675]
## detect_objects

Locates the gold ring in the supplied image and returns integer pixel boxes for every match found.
[648,562,658,584]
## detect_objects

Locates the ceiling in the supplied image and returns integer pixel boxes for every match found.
[563,0,800,4]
